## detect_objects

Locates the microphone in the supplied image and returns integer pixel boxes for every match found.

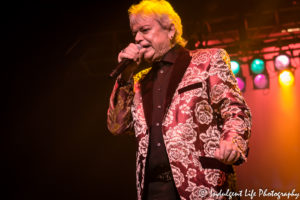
[109,59,134,79]
[109,44,142,79]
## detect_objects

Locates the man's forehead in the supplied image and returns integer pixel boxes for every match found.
[130,14,156,29]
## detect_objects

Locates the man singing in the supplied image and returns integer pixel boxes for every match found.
[107,0,251,199]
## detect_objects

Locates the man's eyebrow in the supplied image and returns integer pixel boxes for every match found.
[132,25,150,34]
[141,25,150,28]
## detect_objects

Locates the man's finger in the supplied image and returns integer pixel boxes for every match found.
[226,145,235,163]
[138,48,147,63]
[219,142,227,161]
[232,150,241,163]
[214,148,220,160]
[225,150,239,164]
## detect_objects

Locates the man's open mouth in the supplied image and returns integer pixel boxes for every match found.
[142,45,151,49]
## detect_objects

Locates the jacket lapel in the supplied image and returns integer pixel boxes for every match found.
[164,47,191,115]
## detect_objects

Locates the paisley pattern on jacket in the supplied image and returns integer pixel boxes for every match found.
[107,48,251,200]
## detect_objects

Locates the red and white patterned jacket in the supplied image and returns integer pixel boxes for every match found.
[107,47,251,200]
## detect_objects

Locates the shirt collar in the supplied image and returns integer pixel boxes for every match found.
[160,44,181,64]
[152,44,181,68]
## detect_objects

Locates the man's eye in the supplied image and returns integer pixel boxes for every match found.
[142,28,150,33]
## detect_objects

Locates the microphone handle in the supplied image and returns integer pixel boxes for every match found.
[109,59,134,79]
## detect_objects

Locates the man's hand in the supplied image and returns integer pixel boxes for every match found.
[118,43,140,63]
[214,140,240,165]
[117,43,146,81]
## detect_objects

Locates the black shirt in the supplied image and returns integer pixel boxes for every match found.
[146,45,180,177]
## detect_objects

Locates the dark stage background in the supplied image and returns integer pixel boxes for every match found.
[5,0,300,200]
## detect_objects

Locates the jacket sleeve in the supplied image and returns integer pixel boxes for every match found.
[107,76,134,135]
[208,49,252,164]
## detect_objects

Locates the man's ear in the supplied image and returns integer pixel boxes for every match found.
[168,23,176,40]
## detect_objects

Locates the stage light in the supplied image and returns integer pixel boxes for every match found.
[253,74,269,89]
[273,53,295,87]
[249,57,269,89]
[230,60,240,75]
[250,58,265,74]
[274,54,290,71]
[279,70,294,87]
[236,77,246,92]
[230,60,246,92]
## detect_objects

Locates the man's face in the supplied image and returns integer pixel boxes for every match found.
[130,15,173,63]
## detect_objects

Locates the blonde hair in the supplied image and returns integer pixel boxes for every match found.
[128,0,187,47]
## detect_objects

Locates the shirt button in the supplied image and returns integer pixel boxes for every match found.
[157,88,161,91]
[156,122,160,126]
[156,142,161,147]
[159,69,164,74]
[157,105,162,109]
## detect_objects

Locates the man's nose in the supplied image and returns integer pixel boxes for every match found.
[135,32,143,43]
